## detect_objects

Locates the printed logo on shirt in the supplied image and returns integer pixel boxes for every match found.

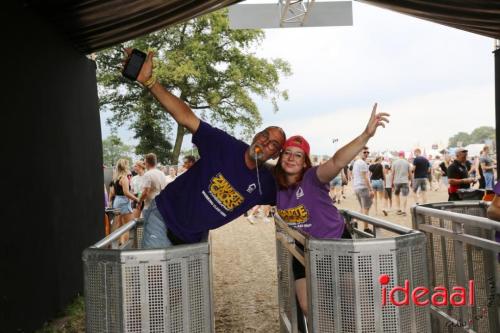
[277,204,309,224]
[209,173,244,212]
[296,186,304,199]
[246,183,257,193]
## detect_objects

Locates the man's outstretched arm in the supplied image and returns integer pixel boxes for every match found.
[127,49,200,134]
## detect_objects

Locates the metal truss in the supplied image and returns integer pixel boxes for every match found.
[279,0,316,27]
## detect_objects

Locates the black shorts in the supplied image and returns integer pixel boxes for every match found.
[292,225,352,280]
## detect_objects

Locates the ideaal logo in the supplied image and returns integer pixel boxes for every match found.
[379,274,496,328]
[379,274,474,307]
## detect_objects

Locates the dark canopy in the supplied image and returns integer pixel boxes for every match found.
[27,0,242,53]
[360,0,500,39]
[29,1,500,54]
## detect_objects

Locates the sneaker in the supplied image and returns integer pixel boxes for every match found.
[247,215,257,224]
[396,210,403,215]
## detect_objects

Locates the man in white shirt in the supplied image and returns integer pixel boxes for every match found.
[351,147,374,234]
[139,153,168,209]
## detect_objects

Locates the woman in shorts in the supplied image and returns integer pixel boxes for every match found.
[369,156,385,214]
[112,159,140,242]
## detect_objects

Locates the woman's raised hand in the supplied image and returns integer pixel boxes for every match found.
[364,103,390,138]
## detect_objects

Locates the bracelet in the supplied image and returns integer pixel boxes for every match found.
[144,76,157,89]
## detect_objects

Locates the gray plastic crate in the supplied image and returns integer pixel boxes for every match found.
[276,212,431,333]
[83,220,213,333]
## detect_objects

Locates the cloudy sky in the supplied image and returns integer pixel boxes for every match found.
[101,0,496,156]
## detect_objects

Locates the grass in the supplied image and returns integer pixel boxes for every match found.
[36,296,85,333]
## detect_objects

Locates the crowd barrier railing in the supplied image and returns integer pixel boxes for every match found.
[412,201,500,333]
[275,211,430,333]
[83,219,214,333]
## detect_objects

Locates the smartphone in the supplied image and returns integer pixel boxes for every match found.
[122,49,147,81]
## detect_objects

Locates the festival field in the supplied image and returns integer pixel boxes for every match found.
[211,183,449,332]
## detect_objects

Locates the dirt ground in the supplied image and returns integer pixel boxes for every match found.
[211,183,449,332]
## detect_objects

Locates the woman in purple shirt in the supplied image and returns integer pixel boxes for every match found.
[274,103,389,317]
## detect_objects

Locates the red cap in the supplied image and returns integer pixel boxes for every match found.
[283,135,310,156]
[398,151,405,157]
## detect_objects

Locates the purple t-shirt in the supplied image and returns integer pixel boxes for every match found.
[155,121,276,243]
[493,182,500,246]
[494,182,500,195]
[276,167,345,239]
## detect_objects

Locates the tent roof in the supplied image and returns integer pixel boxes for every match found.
[360,0,500,40]
[27,0,241,53]
[28,1,499,54]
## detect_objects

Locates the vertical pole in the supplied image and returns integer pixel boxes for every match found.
[495,40,500,175]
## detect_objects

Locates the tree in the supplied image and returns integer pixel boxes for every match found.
[448,126,495,147]
[132,111,173,164]
[448,131,471,147]
[96,9,291,164]
[102,134,135,167]
[469,126,495,144]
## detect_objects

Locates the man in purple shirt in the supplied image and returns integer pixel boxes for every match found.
[125,50,286,247]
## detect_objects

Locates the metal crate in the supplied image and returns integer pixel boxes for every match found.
[412,202,500,333]
[276,211,430,333]
[83,219,213,333]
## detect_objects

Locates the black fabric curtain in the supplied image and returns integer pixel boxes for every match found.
[28,0,242,53]
[358,0,500,39]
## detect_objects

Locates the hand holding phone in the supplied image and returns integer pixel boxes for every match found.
[122,49,147,81]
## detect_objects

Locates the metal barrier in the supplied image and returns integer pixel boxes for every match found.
[275,211,430,333]
[83,219,214,333]
[412,202,500,333]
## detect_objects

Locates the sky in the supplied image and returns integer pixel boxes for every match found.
[101,0,496,157]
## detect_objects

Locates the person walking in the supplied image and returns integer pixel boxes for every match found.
[392,151,412,216]
[382,164,393,215]
[352,147,374,233]
[412,148,431,204]
[480,145,495,190]
[368,156,385,214]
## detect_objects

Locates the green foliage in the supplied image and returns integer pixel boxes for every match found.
[448,131,471,147]
[96,8,291,164]
[36,296,85,332]
[133,111,173,164]
[470,126,495,144]
[448,126,495,147]
[102,133,134,166]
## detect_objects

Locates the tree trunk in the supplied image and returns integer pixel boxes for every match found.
[172,124,186,165]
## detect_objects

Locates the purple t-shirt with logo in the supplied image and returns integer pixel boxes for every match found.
[155,121,276,243]
[276,166,345,239]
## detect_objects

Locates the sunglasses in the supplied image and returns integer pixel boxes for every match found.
[363,151,370,154]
